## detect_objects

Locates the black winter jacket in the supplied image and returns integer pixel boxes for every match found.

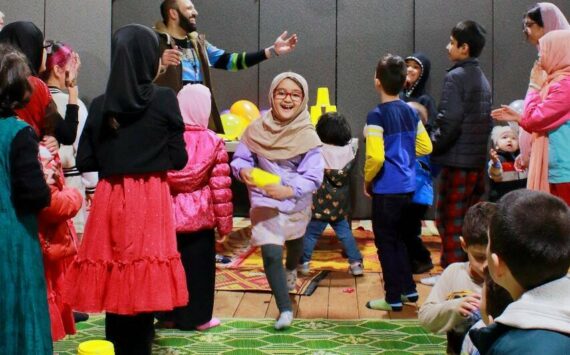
[77,87,188,178]
[431,58,492,169]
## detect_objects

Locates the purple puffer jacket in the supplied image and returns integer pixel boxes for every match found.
[168,125,233,235]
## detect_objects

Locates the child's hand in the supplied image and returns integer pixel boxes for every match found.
[262,184,294,200]
[72,52,81,72]
[42,135,59,155]
[217,234,228,244]
[44,166,57,185]
[363,181,372,199]
[514,154,528,171]
[65,52,80,88]
[457,294,481,317]
[489,148,500,165]
[491,105,521,123]
[66,77,79,105]
[85,192,94,211]
[239,167,256,187]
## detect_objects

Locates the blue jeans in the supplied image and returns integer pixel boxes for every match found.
[301,219,363,264]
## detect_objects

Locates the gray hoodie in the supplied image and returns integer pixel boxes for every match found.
[496,277,570,334]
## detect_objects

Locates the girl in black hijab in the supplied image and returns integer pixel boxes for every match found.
[63,24,188,355]
[0,21,79,146]
[0,21,44,75]
[102,24,160,116]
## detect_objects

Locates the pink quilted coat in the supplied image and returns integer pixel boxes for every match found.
[167,125,233,235]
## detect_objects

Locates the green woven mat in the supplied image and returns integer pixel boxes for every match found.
[54,315,445,354]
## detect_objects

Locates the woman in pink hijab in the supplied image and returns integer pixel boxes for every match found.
[159,84,233,330]
[492,3,569,196]
[522,2,570,46]
[493,30,570,205]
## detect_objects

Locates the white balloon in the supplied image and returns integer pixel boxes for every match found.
[509,99,525,115]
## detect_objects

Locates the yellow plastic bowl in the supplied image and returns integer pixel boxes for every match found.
[78,340,115,355]
[250,168,281,187]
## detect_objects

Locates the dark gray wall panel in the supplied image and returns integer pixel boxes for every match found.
[0,0,44,31]
[45,0,111,104]
[193,0,259,111]
[12,0,570,219]
[112,0,157,31]
[259,0,336,109]
[415,0,493,104]
[338,0,414,218]
[493,0,570,106]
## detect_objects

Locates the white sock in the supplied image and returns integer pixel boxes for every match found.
[274,311,293,330]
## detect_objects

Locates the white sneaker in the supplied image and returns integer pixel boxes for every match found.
[286,269,297,291]
[349,262,364,276]
[420,275,441,286]
[298,261,310,276]
[274,310,293,330]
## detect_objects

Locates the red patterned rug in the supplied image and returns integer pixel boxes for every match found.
[216,226,256,268]
[216,221,442,274]
[236,228,381,272]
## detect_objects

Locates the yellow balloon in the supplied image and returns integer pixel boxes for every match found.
[230,100,261,121]
[221,113,249,140]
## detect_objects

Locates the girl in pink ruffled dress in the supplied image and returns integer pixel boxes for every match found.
[63,25,189,355]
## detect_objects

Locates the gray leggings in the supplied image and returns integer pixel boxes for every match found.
[261,238,304,312]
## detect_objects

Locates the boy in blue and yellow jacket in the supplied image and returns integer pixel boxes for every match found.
[364,54,432,311]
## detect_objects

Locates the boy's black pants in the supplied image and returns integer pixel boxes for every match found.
[402,203,432,268]
[372,193,417,304]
